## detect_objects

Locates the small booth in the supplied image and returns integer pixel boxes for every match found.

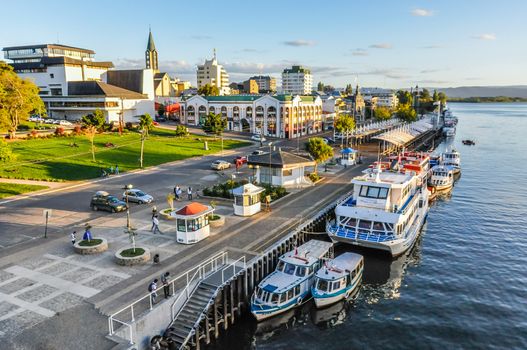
[232,183,265,217]
[340,147,358,166]
[172,202,214,244]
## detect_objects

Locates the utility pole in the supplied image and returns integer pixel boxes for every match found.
[140,130,145,168]
[119,97,124,136]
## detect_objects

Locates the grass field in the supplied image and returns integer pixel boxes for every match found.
[0,183,49,199]
[0,128,249,181]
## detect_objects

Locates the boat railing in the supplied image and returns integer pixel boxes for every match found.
[328,222,396,243]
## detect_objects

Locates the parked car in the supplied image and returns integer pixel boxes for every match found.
[122,189,154,204]
[251,134,266,142]
[156,115,167,122]
[42,119,55,124]
[251,150,267,156]
[323,137,335,144]
[52,119,61,125]
[59,120,73,126]
[29,116,43,122]
[90,191,128,213]
[211,160,231,170]
[233,156,248,164]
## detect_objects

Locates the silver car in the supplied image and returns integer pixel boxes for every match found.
[211,160,231,170]
[122,189,154,204]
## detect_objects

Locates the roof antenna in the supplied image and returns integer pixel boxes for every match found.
[56,32,60,44]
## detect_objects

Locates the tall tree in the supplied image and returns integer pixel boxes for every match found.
[305,137,333,174]
[197,84,220,96]
[317,81,324,91]
[345,84,353,95]
[396,90,413,106]
[419,88,431,101]
[203,112,227,136]
[0,62,45,139]
[374,106,392,121]
[139,113,154,136]
[81,109,106,130]
[437,92,447,105]
[396,104,417,122]
[433,89,439,102]
[334,114,356,147]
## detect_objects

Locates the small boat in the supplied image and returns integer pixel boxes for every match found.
[312,252,363,308]
[441,149,461,174]
[443,126,456,137]
[250,240,333,321]
[462,139,475,146]
[428,165,454,191]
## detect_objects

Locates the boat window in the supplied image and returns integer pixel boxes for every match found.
[271,293,280,304]
[283,263,296,275]
[287,289,293,300]
[352,270,356,279]
[296,266,307,277]
[378,187,389,199]
[308,266,314,275]
[276,260,285,272]
[345,218,357,228]
[367,187,380,198]
[358,220,372,229]
[373,221,384,231]
[360,185,368,196]
[333,281,341,290]
[295,285,301,296]
[317,279,328,292]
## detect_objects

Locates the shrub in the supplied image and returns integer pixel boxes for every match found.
[54,127,65,136]
[125,122,134,130]
[0,139,16,162]
[103,122,114,132]
[73,125,82,135]
[308,172,320,182]
[17,124,30,131]
[174,125,189,137]
[260,184,288,201]
[120,248,145,257]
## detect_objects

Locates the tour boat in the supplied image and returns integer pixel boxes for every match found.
[327,164,429,257]
[250,240,333,321]
[311,252,363,308]
[443,126,456,137]
[428,165,454,191]
[441,149,461,174]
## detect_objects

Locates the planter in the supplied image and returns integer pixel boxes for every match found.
[114,247,151,266]
[74,237,108,255]
[159,208,175,221]
[208,214,225,229]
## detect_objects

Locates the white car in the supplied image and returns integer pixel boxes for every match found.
[29,116,43,122]
[122,189,154,204]
[52,119,61,125]
[211,160,231,170]
[59,120,73,126]
[251,134,266,142]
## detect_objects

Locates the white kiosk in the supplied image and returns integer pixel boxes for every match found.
[172,202,214,244]
[232,183,265,217]
[340,147,358,166]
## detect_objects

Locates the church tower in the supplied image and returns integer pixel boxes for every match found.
[145,29,159,72]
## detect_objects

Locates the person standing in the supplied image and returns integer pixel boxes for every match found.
[187,187,192,201]
[152,215,162,234]
[148,279,158,304]
[176,186,182,201]
[70,231,76,245]
[151,206,158,220]
[83,225,92,241]
[161,272,171,298]
[115,164,119,175]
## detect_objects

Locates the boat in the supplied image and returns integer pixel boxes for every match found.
[441,149,461,174]
[428,165,454,192]
[250,240,333,321]
[462,139,475,146]
[443,126,456,137]
[311,252,363,308]
[327,163,430,257]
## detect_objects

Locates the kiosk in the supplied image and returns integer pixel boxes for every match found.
[232,183,265,216]
[172,202,214,244]
[340,147,358,166]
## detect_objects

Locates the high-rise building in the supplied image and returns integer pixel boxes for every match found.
[196,50,230,95]
[281,65,313,95]
[145,29,158,72]
[249,75,276,93]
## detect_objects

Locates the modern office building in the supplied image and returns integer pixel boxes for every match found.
[249,75,276,93]
[361,88,399,109]
[180,94,323,138]
[196,50,230,95]
[281,65,313,95]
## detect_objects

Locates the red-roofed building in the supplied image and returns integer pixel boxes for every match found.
[172,202,214,244]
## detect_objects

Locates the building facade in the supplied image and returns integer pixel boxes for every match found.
[249,75,276,93]
[196,50,230,95]
[180,94,323,139]
[361,88,399,109]
[281,66,313,95]
[145,30,159,72]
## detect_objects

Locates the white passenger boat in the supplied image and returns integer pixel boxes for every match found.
[441,149,461,174]
[250,240,333,321]
[428,165,454,191]
[327,164,429,257]
[312,252,363,308]
[443,126,456,137]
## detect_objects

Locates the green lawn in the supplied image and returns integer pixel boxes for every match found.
[0,183,49,199]
[0,128,249,181]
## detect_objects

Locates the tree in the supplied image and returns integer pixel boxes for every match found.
[305,137,333,174]
[197,84,220,96]
[139,113,154,136]
[334,114,356,147]
[419,88,431,102]
[157,104,165,117]
[0,139,16,162]
[323,85,335,94]
[202,112,227,136]
[345,84,353,95]
[81,109,106,130]
[0,62,45,139]
[433,89,439,102]
[396,104,417,122]
[374,106,392,121]
[437,92,447,105]
[396,90,413,106]
[317,82,324,91]
[84,125,97,162]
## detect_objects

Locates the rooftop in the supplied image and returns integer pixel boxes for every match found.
[175,202,212,216]
[2,43,95,54]
[247,149,315,168]
[67,81,147,99]
[353,171,413,186]
[282,65,311,74]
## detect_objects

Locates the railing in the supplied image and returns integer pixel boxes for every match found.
[107,251,228,345]
[221,256,246,284]
[328,223,396,243]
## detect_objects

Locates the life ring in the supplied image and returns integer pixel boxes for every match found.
[296,296,303,306]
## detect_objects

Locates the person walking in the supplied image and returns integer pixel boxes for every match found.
[70,231,76,245]
[148,279,158,304]
[151,206,158,220]
[176,186,182,201]
[152,215,162,234]
[187,187,192,201]
[115,164,119,175]
[161,272,171,298]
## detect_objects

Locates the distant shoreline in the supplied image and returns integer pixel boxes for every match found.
[447,97,527,103]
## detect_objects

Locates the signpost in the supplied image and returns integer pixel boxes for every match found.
[43,209,52,238]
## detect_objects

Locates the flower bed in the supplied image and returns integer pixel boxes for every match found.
[208,214,225,229]
[74,237,108,255]
[115,247,151,266]
[159,208,175,220]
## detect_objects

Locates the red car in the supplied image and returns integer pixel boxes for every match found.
[233,156,248,165]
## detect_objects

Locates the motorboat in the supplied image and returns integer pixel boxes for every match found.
[312,252,363,308]
[462,139,475,146]
[441,149,461,174]
[428,165,454,192]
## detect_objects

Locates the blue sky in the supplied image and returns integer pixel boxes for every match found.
[1,0,526,88]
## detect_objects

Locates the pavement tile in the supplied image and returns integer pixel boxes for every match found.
[16,285,59,303]
[0,301,18,315]
[19,257,55,270]
[83,274,125,290]
[0,278,36,294]
[0,270,16,283]
[60,267,99,283]
[0,310,47,337]
[39,292,83,313]
[40,262,77,276]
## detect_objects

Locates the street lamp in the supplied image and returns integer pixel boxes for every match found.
[268,142,273,185]
[123,184,133,230]
[139,130,146,168]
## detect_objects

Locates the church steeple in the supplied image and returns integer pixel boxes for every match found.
[145,28,159,72]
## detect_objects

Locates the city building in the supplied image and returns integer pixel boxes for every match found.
[249,75,276,93]
[242,79,259,94]
[343,85,366,123]
[361,88,399,109]
[2,43,155,122]
[180,94,323,138]
[281,65,313,95]
[320,94,346,130]
[196,50,230,95]
[145,29,158,72]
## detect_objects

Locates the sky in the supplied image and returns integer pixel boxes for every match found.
[1,0,526,89]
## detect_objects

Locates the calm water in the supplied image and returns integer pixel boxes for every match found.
[210,103,527,350]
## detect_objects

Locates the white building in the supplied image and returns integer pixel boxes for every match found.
[249,75,277,93]
[247,150,315,187]
[2,44,155,122]
[196,50,230,95]
[361,88,399,109]
[281,65,313,95]
[181,94,324,139]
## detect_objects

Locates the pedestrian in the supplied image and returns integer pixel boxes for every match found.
[115,164,119,175]
[110,165,114,174]
[176,186,182,201]
[70,231,76,245]
[151,206,158,219]
[83,225,92,241]
[152,215,162,234]
[161,272,171,298]
[187,187,192,201]
[148,279,158,304]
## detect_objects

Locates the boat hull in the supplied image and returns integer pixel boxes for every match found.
[312,276,361,308]
[251,292,307,321]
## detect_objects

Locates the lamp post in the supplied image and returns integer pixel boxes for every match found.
[139,129,146,168]
[123,184,133,230]
[268,142,273,185]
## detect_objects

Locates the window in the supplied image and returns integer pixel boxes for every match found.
[317,279,328,292]
[284,263,296,275]
[360,185,389,199]
[295,285,300,296]
[367,187,380,198]
[271,293,280,304]
[283,169,293,176]
[296,266,306,277]
[49,73,54,79]
[276,260,285,272]
[358,220,372,229]
[287,289,293,300]
[177,219,186,232]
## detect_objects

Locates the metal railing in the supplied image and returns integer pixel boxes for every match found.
[108,251,228,345]
[221,256,246,284]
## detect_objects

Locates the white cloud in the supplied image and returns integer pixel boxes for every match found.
[369,43,392,49]
[283,40,316,47]
[351,49,369,56]
[473,33,496,40]
[420,68,442,74]
[360,68,410,80]
[421,44,443,49]
[411,8,433,17]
